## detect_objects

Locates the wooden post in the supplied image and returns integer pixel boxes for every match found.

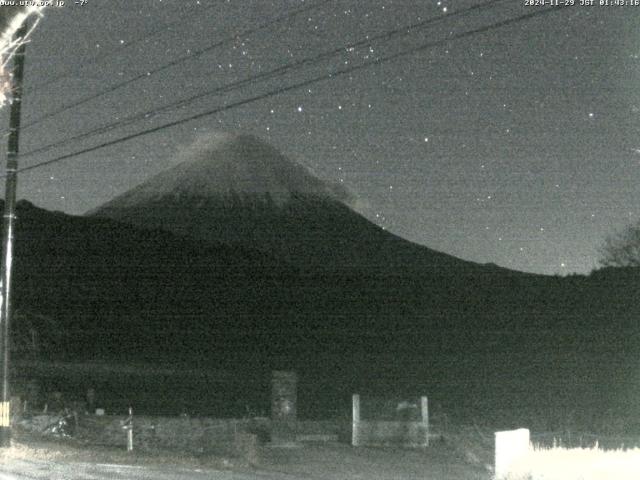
[421,396,429,447]
[351,394,360,447]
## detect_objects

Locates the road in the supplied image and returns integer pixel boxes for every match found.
[0,459,295,480]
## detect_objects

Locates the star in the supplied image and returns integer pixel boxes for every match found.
[13,0,630,276]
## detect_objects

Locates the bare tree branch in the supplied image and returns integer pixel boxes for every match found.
[599,223,640,267]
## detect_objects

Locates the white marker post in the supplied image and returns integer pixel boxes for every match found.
[421,396,429,447]
[352,394,360,447]
[123,407,133,452]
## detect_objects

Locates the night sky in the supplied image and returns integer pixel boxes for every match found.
[3,0,639,275]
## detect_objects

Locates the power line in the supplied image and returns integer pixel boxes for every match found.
[19,0,501,143]
[20,0,509,160]
[15,0,334,134]
[17,3,570,174]
[12,4,571,177]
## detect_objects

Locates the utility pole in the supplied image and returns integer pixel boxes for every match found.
[0,22,28,448]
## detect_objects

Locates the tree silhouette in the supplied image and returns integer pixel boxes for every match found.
[599,222,640,267]
[0,5,46,106]
[0,6,42,45]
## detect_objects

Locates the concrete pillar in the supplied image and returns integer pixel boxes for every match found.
[495,428,530,479]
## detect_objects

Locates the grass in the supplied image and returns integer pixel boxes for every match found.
[0,429,246,472]
[505,444,640,480]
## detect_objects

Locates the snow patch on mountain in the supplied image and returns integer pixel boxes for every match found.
[98,132,355,210]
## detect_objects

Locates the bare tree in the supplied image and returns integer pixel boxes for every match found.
[599,223,640,267]
[0,5,46,106]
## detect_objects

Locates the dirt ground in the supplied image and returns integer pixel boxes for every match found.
[0,428,494,480]
[258,441,492,480]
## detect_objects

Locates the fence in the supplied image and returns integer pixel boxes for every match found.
[351,394,432,447]
[16,413,350,454]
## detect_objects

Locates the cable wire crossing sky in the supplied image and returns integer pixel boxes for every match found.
[4,0,639,276]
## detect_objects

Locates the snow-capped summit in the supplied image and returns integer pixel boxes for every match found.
[96,132,352,210]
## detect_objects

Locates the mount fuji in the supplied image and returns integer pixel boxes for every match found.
[89,132,500,274]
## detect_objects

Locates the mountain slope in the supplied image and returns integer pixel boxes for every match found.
[88,132,498,273]
[5,200,640,424]
[9,200,298,360]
